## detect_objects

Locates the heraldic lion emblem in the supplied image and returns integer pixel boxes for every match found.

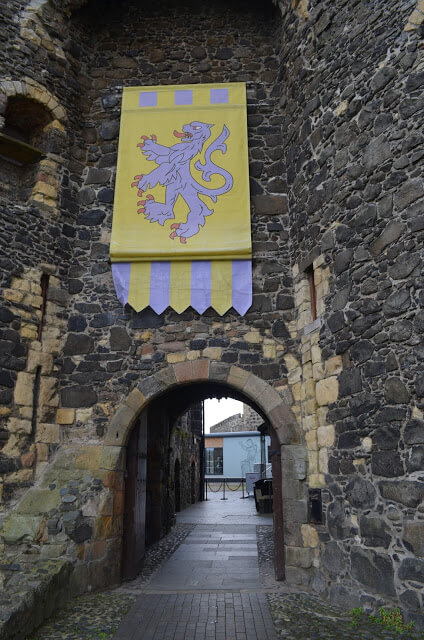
[131,121,234,243]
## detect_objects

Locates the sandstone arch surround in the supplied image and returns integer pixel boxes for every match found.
[100,359,309,582]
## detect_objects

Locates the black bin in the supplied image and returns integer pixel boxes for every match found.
[254,478,273,514]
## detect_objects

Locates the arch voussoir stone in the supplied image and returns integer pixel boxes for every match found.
[102,360,300,458]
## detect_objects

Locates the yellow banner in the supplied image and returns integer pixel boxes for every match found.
[110,83,251,262]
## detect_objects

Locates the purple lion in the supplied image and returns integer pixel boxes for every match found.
[131,121,233,242]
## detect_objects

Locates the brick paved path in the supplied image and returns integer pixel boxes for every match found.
[113,592,275,640]
[113,494,277,640]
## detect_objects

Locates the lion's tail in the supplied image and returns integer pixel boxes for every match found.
[193,125,233,201]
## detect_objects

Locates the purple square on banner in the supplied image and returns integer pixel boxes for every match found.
[175,90,193,105]
[139,92,157,107]
[210,88,229,104]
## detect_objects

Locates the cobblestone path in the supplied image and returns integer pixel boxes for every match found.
[27,494,422,640]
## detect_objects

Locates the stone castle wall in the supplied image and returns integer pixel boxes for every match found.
[210,405,263,432]
[275,0,424,621]
[0,0,423,635]
[170,405,203,513]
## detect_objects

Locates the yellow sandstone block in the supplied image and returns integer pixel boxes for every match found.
[288,366,302,385]
[313,363,325,381]
[36,443,49,461]
[317,407,328,426]
[3,289,23,303]
[301,524,319,548]
[263,344,276,359]
[317,424,335,447]
[76,408,93,424]
[316,376,338,406]
[305,430,318,451]
[308,473,325,488]
[33,182,57,199]
[245,331,262,344]
[11,277,30,291]
[202,347,222,360]
[311,345,321,364]
[21,324,38,340]
[284,353,300,371]
[319,448,329,473]
[56,408,75,425]
[167,352,186,364]
[37,423,60,443]
[14,372,34,406]
[303,414,317,432]
[291,382,302,402]
[303,378,316,401]
[409,8,424,24]
[308,450,319,474]
[325,355,343,376]
[305,398,317,414]
[303,361,313,381]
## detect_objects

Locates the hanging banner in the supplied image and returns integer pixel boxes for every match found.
[110,82,252,315]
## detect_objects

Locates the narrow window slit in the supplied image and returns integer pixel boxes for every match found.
[31,365,42,436]
[308,488,323,524]
[306,265,317,321]
[38,272,49,340]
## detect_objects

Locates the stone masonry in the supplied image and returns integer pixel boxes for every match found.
[209,404,263,433]
[0,0,423,637]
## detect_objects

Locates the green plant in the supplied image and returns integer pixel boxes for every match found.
[371,607,415,634]
[350,606,416,635]
[349,606,365,628]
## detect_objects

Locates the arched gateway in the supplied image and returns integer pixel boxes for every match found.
[100,361,307,582]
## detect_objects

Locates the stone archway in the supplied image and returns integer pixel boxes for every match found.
[102,361,299,450]
[100,361,308,583]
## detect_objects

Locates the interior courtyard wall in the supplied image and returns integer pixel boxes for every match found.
[169,405,203,514]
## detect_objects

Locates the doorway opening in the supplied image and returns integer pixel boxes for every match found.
[121,378,287,583]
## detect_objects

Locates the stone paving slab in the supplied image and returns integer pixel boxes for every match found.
[147,524,261,592]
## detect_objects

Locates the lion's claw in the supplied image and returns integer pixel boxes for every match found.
[146,194,154,201]
[180,237,186,244]
[138,189,144,197]
[137,207,145,214]
[170,223,180,229]
[169,231,177,239]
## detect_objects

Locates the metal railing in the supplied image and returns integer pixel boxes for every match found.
[204,478,250,500]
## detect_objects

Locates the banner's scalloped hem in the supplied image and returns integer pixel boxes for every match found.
[123,301,252,317]
[111,261,252,317]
